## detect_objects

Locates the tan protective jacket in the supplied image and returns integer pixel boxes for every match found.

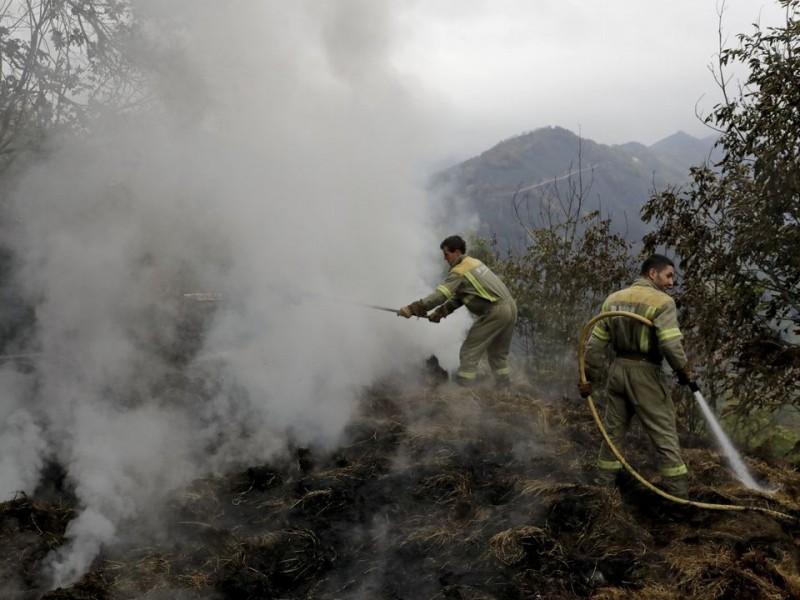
[420,255,514,315]
[585,278,688,380]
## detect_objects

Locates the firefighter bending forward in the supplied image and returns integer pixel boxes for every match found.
[398,235,517,389]
[580,254,693,499]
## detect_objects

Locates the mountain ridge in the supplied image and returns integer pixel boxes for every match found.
[430,126,719,248]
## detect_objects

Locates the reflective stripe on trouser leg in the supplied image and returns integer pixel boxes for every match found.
[597,458,623,471]
[660,464,688,477]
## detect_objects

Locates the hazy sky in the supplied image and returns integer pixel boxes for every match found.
[390,0,787,162]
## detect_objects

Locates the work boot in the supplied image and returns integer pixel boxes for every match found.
[455,375,476,387]
[659,474,690,499]
[592,470,620,488]
[495,374,511,390]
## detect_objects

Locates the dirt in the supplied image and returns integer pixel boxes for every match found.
[3,375,800,600]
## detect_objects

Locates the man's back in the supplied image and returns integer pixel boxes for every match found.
[602,279,673,357]
[586,278,687,376]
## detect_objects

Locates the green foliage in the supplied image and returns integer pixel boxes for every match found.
[490,153,637,377]
[464,235,497,267]
[642,0,800,418]
[0,0,144,176]
[721,404,800,462]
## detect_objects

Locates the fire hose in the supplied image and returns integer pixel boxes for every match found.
[578,310,795,521]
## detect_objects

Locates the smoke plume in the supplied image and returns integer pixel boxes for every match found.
[0,0,467,587]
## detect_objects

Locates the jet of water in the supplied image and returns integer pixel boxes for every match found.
[690,382,767,492]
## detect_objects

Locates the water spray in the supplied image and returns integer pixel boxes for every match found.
[272,283,402,315]
[354,302,402,314]
[304,291,430,318]
[688,381,767,492]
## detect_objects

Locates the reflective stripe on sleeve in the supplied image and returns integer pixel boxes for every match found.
[657,327,683,341]
[436,284,453,299]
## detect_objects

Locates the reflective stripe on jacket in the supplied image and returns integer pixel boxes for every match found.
[420,255,514,315]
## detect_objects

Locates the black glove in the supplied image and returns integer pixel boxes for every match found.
[397,300,426,319]
[427,304,451,323]
[578,380,593,398]
[676,368,694,386]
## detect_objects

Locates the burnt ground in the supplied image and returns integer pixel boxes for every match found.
[3,373,800,600]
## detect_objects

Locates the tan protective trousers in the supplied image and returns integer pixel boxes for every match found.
[456,300,518,380]
[597,358,687,478]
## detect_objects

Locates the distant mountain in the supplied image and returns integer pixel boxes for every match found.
[429,126,719,250]
[649,130,720,173]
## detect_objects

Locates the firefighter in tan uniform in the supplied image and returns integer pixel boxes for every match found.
[398,235,517,389]
[580,254,693,498]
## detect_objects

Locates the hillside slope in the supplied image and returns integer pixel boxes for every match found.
[3,373,799,599]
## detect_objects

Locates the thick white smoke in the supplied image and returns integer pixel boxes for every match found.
[0,0,470,588]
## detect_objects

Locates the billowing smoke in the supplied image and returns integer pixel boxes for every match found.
[0,0,469,587]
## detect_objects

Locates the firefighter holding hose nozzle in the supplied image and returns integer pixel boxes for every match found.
[579,254,693,499]
[397,235,517,389]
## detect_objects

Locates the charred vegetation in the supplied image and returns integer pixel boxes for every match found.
[3,370,800,600]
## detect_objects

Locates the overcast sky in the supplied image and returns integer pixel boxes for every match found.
[389,0,787,162]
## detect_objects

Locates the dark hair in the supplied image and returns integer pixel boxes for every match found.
[640,254,674,276]
[440,235,466,254]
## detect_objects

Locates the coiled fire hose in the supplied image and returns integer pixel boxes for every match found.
[578,310,794,521]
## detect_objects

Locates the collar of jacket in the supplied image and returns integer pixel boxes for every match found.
[631,277,659,290]
[449,254,468,270]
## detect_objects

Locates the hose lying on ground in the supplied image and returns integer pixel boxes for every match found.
[577,310,795,522]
